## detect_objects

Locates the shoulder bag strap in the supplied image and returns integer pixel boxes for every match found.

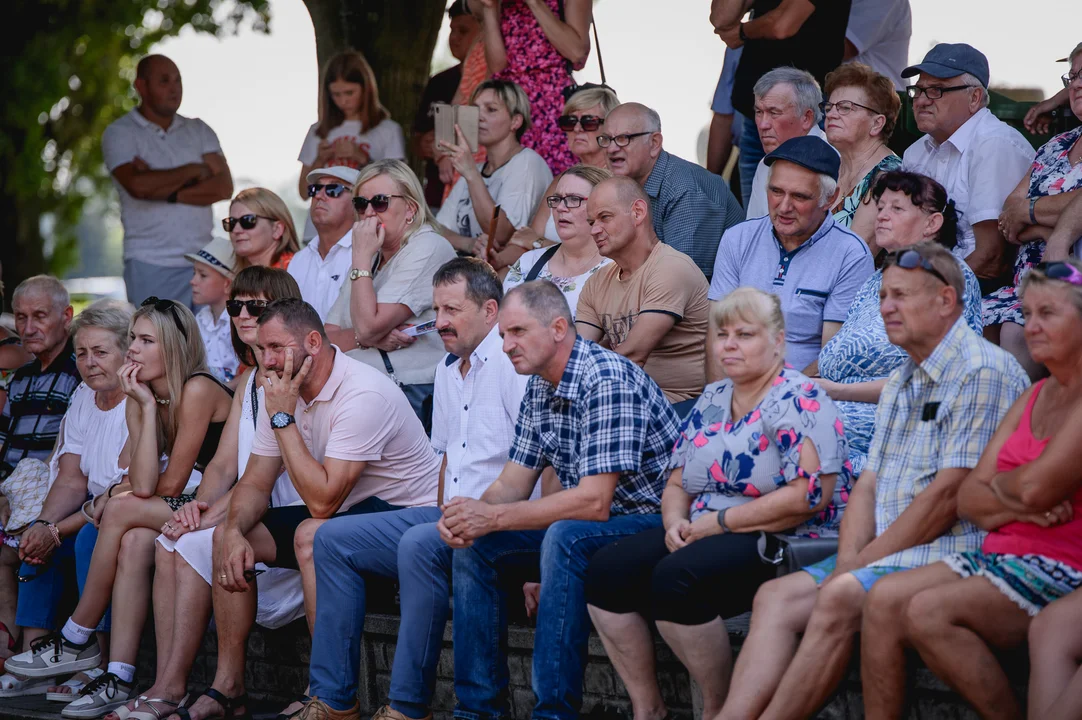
[524,244,562,283]
[379,350,403,388]
[249,373,259,430]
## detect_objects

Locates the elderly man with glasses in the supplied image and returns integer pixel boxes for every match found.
[901,43,1035,290]
[286,166,360,320]
[716,242,1028,720]
[601,102,744,281]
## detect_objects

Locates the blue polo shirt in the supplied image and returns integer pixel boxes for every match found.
[708,214,873,370]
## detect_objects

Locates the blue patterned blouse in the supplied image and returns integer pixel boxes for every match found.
[817,262,984,475]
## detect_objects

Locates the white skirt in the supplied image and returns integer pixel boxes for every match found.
[156,528,305,630]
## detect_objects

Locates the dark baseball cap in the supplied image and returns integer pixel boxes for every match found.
[763,136,840,181]
[902,43,990,88]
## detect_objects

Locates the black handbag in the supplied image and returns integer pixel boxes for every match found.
[759,533,839,577]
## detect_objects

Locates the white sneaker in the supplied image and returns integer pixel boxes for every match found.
[62,671,134,719]
[3,632,101,679]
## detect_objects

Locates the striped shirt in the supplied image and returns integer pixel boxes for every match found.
[0,342,80,479]
[865,318,1029,568]
[509,337,679,515]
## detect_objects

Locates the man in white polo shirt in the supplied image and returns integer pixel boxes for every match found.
[287,167,359,320]
[102,54,233,307]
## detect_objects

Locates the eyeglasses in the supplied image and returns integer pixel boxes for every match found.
[546,194,586,209]
[352,194,405,213]
[887,249,948,285]
[226,299,270,318]
[1036,262,1082,286]
[141,296,189,340]
[306,182,349,199]
[597,132,653,148]
[557,114,604,132]
[221,214,276,232]
[1062,71,1082,89]
[906,85,973,100]
[819,100,883,116]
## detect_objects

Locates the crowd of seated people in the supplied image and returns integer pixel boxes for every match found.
[4,4,1082,719]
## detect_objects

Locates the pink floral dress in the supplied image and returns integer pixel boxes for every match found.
[493,0,580,174]
[983,126,1082,326]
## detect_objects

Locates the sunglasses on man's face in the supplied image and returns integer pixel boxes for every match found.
[557,114,604,132]
[221,214,275,232]
[226,299,270,318]
[141,296,189,340]
[352,194,404,213]
[307,183,349,199]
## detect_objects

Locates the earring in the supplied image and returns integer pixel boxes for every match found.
[406,216,415,225]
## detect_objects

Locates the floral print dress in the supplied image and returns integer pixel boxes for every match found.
[818,265,984,475]
[832,154,901,229]
[493,0,578,174]
[669,368,853,538]
[983,126,1082,327]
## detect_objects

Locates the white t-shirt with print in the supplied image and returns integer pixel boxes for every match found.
[436,148,553,238]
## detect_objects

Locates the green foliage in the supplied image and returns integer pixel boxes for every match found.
[0,0,270,285]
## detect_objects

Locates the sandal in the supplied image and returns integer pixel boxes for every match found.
[107,695,149,720]
[47,668,105,702]
[174,688,251,720]
[127,694,190,720]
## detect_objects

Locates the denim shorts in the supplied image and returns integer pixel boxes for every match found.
[802,554,910,592]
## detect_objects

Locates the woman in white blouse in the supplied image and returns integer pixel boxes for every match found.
[1,301,131,696]
[325,160,457,430]
[502,164,612,318]
[436,79,553,252]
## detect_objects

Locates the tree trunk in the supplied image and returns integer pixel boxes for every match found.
[301,0,447,162]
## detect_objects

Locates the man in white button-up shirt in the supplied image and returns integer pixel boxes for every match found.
[901,43,1035,288]
[102,54,233,307]
[287,166,359,320]
[293,257,528,720]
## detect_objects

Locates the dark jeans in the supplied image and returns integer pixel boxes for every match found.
[451,515,662,720]
[737,115,764,208]
[585,525,774,624]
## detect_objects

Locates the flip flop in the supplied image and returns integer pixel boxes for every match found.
[0,671,56,697]
[107,695,149,720]
[47,668,106,702]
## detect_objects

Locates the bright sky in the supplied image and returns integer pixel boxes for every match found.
[152,0,1076,230]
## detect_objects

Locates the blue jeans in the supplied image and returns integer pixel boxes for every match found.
[308,506,443,713]
[16,523,109,632]
[737,114,764,208]
[452,515,663,720]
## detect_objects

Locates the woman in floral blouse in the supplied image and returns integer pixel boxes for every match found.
[987,42,1082,378]
[583,287,852,720]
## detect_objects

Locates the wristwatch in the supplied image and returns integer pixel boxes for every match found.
[531,239,544,249]
[270,411,296,430]
[349,268,373,281]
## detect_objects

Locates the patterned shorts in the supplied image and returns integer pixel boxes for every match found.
[160,493,197,512]
[802,554,909,592]
[943,551,1082,616]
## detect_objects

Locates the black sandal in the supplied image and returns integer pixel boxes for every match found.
[174,688,251,720]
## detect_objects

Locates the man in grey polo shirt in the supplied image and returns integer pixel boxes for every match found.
[709,136,872,379]
[102,54,233,307]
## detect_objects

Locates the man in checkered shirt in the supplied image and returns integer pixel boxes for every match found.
[718,243,1028,720]
[440,280,681,720]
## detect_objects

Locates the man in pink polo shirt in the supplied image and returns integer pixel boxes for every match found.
[178,298,439,720]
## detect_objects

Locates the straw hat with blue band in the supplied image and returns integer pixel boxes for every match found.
[184,236,237,279]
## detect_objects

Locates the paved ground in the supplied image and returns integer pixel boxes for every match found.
[0,696,284,720]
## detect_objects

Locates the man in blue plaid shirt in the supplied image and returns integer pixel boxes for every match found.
[439,280,681,720]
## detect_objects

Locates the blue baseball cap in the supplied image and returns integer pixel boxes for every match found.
[902,43,990,88]
[763,136,840,181]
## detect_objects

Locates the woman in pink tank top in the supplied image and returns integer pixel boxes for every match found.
[861,260,1082,719]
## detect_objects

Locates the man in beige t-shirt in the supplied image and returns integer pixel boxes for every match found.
[576,177,708,403]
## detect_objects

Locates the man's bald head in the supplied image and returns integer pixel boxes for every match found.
[606,103,662,133]
[587,177,655,263]
[134,55,182,119]
[602,103,664,185]
[597,176,652,216]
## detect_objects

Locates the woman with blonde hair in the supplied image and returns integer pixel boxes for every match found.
[223,188,300,271]
[324,159,456,429]
[5,298,233,716]
[502,164,612,312]
[296,50,406,239]
[585,287,851,720]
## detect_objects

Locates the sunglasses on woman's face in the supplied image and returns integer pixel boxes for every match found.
[352,194,404,213]
[221,214,275,232]
[226,299,270,318]
[307,182,349,199]
[557,114,604,132]
[141,296,189,340]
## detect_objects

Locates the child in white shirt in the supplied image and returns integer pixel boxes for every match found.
[186,237,240,385]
